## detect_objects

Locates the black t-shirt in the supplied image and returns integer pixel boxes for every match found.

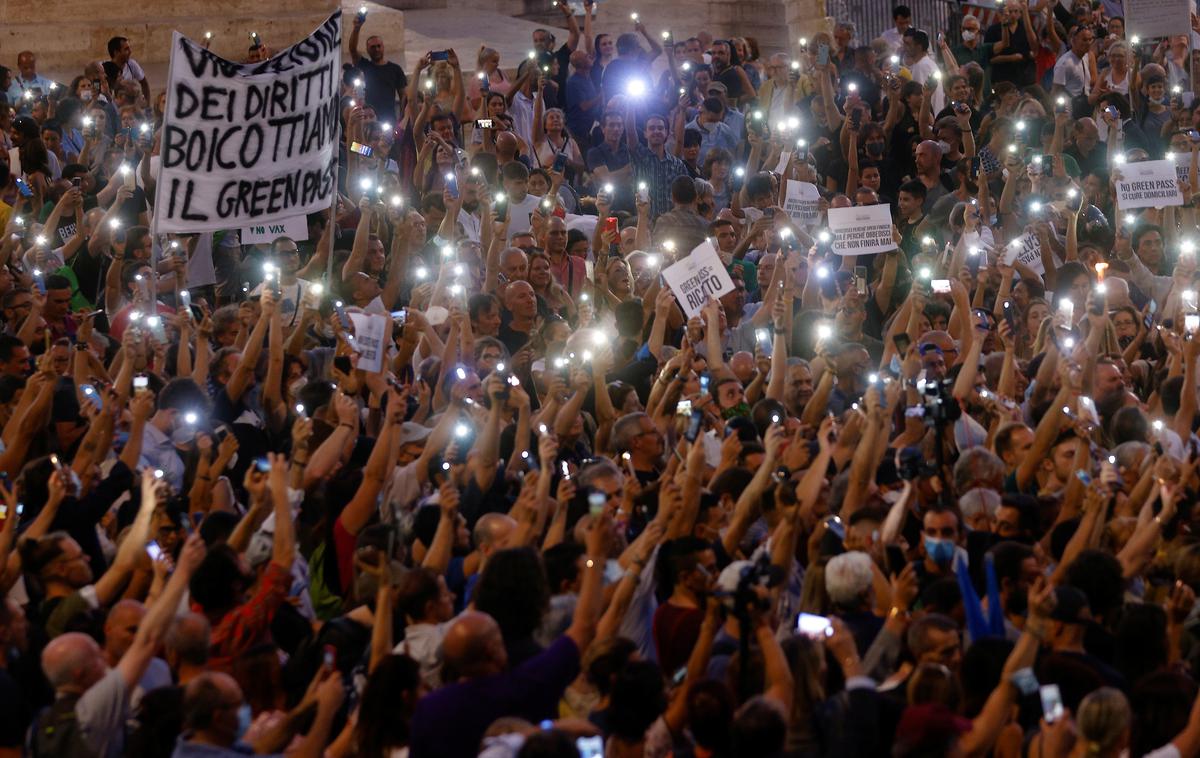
[356,56,407,122]
[715,65,747,101]
[983,21,1036,87]
[0,668,28,748]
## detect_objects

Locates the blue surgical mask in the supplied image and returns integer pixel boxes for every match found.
[236,704,253,742]
[924,536,956,565]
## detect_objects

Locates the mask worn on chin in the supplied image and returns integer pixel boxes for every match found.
[924,536,956,565]
[865,141,885,158]
[881,489,903,504]
[937,140,953,154]
[171,425,196,446]
[81,90,93,102]
[962,30,978,42]
[721,402,751,419]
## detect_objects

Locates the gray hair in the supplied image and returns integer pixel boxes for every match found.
[953,447,1005,494]
[958,488,1002,522]
[693,178,714,198]
[825,551,873,607]
[1112,441,1151,473]
[611,412,651,453]
[578,457,623,489]
[835,21,857,37]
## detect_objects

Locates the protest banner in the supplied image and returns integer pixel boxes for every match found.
[242,216,310,245]
[784,180,821,227]
[1125,0,1190,40]
[348,311,388,373]
[155,12,342,233]
[1115,159,1183,210]
[827,204,895,256]
[1173,151,1196,185]
[661,239,737,319]
[1003,231,1045,276]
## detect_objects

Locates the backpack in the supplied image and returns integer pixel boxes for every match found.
[30,693,96,758]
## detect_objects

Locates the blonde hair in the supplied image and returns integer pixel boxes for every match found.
[1077,687,1131,756]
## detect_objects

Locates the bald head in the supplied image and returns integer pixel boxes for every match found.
[570,50,591,71]
[441,611,507,679]
[729,351,756,385]
[473,512,517,556]
[182,671,243,741]
[495,131,518,156]
[103,599,146,661]
[42,632,106,692]
[166,612,211,671]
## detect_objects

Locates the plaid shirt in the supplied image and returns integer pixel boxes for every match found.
[631,145,689,221]
[198,560,291,672]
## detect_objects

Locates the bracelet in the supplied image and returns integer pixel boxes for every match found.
[292,457,309,466]
[338,422,356,431]
[73,342,88,351]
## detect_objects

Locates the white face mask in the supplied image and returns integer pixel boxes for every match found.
[80,90,93,102]
[962,30,977,42]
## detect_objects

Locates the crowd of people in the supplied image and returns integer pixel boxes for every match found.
[4,0,1200,755]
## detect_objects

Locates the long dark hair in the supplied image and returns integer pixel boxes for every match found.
[355,654,421,755]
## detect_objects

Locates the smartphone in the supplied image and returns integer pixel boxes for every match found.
[699,373,711,395]
[552,153,567,173]
[391,308,407,326]
[133,374,149,390]
[824,515,845,540]
[854,265,868,295]
[494,195,508,222]
[604,216,618,235]
[145,541,163,561]
[333,300,353,331]
[1057,299,1074,326]
[80,384,103,412]
[892,333,911,356]
[1003,300,1016,333]
[1144,299,1157,330]
[676,399,693,417]
[885,544,907,576]
[334,355,353,374]
[1075,470,1092,486]
[796,612,833,638]
[1040,684,1064,723]
[685,408,703,442]
[576,736,604,758]
[1185,314,1199,334]
[474,118,493,129]
[14,179,32,198]
[445,172,459,199]
[587,490,606,516]
[931,279,951,294]
[764,207,776,219]
[756,328,772,349]
[817,43,830,66]
[323,643,337,668]
[850,108,861,130]
[430,50,450,61]
[349,141,373,157]
[253,457,272,473]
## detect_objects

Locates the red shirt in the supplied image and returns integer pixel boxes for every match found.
[652,601,703,674]
[198,560,291,672]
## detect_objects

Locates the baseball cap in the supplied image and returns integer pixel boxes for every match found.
[399,421,433,446]
[707,81,728,95]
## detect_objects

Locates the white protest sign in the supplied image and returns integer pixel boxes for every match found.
[1115,159,1184,209]
[1004,231,1045,275]
[827,204,895,256]
[773,151,792,175]
[348,312,388,373]
[1125,0,1190,39]
[1173,151,1196,185]
[241,215,310,245]
[784,180,821,227]
[155,12,342,233]
[661,239,737,319]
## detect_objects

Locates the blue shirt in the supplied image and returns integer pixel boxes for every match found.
[6,74,55,111]
[631,145,689,220]
[171,738,277,757]
[685,118,739,163]
[565,72,600,138]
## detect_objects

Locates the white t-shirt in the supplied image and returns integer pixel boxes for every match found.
[1052,50,1090,98]
[509,91,535,149]
[117,58,146,83]
[505,193,543,236]
[250,278,314,328]
[908,54,944,114]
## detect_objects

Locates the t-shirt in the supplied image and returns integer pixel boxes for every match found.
[355,56,407,123]
[76,667,131,758]
[984,21,1035,87]
[408,635,582,758]
[0,668,28,748]
[652,601,703,674]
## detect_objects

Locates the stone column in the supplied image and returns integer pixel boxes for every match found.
[783,0,833,58]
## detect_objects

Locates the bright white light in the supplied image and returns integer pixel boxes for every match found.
[626,78,647,97]
[184,412,198,424]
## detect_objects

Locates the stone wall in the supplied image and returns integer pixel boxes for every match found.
[0,0,404,83]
